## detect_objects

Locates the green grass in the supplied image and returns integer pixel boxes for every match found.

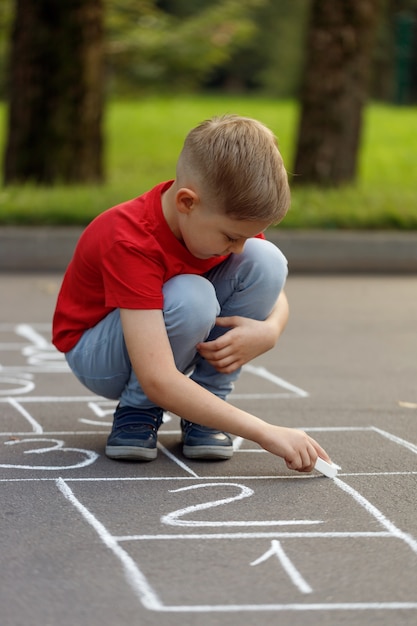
[0,94,416,229]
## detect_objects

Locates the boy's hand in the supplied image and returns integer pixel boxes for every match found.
[196,291,289,374]
[196,315,276,373]
[120,309,331,474]
[260,424,332,473]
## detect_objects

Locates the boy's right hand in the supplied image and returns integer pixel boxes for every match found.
[260,424,331,473]
[120,308,331,474]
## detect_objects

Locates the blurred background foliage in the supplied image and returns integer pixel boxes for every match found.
[0,0,416,227]
[1,0,416,102]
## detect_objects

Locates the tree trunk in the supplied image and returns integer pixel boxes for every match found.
[3,0,104,185]
[293,0,381,186]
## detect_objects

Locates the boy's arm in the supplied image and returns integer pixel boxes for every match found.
[196,290,289,374]
[120,307,330,472]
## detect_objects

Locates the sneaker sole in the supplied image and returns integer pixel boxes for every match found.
[105,445,157,461]
[182,444,233,460]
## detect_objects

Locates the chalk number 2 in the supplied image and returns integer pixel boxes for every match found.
[161,482,321,528]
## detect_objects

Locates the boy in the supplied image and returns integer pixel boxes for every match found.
[52,114,330,472]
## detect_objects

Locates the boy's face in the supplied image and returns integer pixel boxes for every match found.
[178,201,270,260]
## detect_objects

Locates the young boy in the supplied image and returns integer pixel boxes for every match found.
[52,114,331,472]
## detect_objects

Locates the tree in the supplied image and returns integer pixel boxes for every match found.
[3,0,104,185]
[2,0,263,185]
[105,0,264,93]
[0,0,14,99]
[293,0,382,186]
[205,0,310,96]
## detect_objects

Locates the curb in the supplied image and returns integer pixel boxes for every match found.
[267,229,417,274]
[1,226,417,273]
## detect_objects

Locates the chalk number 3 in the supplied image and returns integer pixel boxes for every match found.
[1,438,98,470]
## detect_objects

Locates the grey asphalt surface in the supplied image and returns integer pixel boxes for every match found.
[1,229,417,626]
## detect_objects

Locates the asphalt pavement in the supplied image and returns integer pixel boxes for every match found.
[1,267,417,626]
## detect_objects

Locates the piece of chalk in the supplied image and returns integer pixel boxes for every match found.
[314,457,341,478]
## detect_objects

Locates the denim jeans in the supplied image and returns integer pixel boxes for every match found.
[65,238,288,409]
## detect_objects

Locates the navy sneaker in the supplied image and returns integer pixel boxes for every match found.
[181,419,233,460]
[105,405,163,461]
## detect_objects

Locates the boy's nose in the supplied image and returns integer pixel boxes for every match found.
[230,239,246,254]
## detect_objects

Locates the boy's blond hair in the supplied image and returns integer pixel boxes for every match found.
[177,114,290,224]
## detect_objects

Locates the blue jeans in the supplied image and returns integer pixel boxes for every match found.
[65,238,287,409]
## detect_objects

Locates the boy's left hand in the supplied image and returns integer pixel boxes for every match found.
[196,316,275,374]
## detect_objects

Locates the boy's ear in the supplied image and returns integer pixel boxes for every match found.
[176,187,199,214]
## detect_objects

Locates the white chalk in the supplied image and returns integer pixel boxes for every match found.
[314,457,341,478]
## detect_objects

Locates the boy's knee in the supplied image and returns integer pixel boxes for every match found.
[163,275,219,334]
[244,238,288,290]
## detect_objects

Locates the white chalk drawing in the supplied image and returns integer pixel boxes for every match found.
[161,482,323,528]
[250,539,313,594]
[1,437,98,470]
[54,448,417,613]
[0,375,35,395]
[1,322,417,615]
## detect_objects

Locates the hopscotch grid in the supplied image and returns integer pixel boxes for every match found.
[50,424,417,614]
[54,473,417,614]
[2,323,417,613]
[2,424,417,481]
[51,423,417,613]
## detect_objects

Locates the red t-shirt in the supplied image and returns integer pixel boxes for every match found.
[53,180,260,353]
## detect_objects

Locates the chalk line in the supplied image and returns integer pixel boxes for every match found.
[15,324,50,349]
[371,426,417,456]
[334,477,417,555]
[55,478,163,611]
[157,442,199,477]
[115,531,392,541]
[7,397,43,433]
[250,539,313,594]
[243,364,309,398]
